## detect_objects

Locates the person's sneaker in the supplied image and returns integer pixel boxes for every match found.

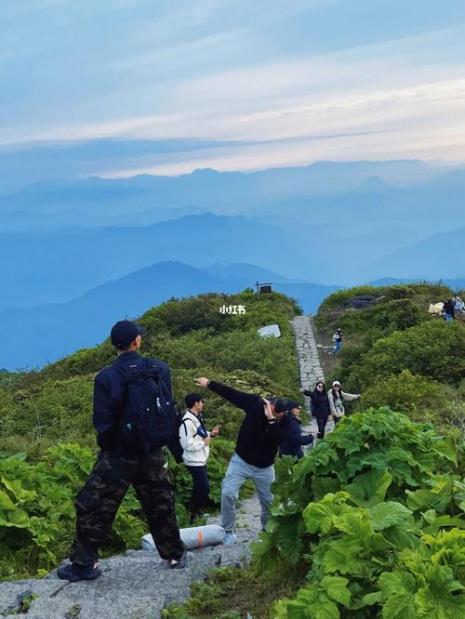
[168,547,188,569]
[223,531,237,545]
[57,561,101,582]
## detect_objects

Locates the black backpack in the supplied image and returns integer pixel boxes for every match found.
[119,358,178,454]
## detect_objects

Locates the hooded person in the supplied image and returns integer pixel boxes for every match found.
[328,381,361,424]
[279,400,315,459]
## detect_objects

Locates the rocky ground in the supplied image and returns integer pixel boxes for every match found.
[0,497,262,619]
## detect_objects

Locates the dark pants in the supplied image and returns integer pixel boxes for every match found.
[186,465,210,517]
[316,416,329,439]
[70,448,185,566]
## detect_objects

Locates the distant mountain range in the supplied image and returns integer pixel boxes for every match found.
[0,261,340,370]
[2,160,465,292]
[0,159,457,230]
[0,214,312,310]
[1,158,465,369]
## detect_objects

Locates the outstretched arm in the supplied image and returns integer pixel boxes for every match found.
[341,391,361,401]
[195,377,261,412]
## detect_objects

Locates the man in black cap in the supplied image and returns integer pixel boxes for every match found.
[58,320,186,582]
[195,376,291,544]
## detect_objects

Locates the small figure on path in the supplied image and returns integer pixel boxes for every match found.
[332,328,343,354]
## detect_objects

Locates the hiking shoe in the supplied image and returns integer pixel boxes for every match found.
[57,561,101,582]
[168,547,188,569]
[223,531,237,545]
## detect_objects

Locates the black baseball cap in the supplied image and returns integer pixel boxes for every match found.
[273,397,288,414]
[110,320,145,349]
[185,393,204,408]
[286,400,301,411]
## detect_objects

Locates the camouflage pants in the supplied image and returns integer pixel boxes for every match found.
[70,448,185,565]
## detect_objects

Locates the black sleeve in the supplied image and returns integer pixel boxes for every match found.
[93,372,114,433]
[300,433,314,446]
[302,389,312,397]
[93,372,121,451]
[289,420,313,446]
[208,380,261,413]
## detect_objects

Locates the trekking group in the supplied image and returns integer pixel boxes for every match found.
[57,319,359,582]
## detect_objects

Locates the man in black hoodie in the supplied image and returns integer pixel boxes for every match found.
[195,376,290,544]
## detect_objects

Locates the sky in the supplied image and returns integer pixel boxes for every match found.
[1,0,465,187]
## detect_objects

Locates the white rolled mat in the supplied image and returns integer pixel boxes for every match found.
[141,524,225,551]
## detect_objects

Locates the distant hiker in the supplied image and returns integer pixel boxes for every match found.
[301,382,331,439]
[279,400,314,459]
[180,393,221,523]
[328,381,361,425]
[443,298,455,322]
[195,376,290,544]
[58,320,187,582]
[454,296,465,318]
[332,328,343,354]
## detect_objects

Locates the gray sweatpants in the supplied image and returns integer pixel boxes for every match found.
[220,452,275,532]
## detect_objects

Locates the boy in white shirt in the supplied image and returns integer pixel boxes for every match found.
[180,393,220,522]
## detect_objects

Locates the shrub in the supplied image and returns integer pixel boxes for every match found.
[254,409,465,617]
[361,369,465,433]
[363,320,465,386]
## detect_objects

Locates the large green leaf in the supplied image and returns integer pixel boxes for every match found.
[346,469,393,506]
[0,488,16,510]
[369,502,412,531]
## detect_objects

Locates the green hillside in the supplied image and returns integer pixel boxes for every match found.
[3,282,465,618]
[0,290,301,580]
[315,283,465,434]
[164,283,465,618]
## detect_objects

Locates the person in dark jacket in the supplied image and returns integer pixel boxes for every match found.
[58,320,186,582]
[443,298,455,322]
[301,381,331,439]
[195,376,291,544]
[279,401,314,458]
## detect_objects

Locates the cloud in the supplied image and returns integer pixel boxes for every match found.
[2,4,465,179]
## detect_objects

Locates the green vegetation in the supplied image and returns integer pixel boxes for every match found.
[0,290,301,580]
[165,409,465,618]
[315,283,465,433]
[164,282,465,618]
[3,281,465,618]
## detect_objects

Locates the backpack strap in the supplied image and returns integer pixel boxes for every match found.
[180,414,199,437]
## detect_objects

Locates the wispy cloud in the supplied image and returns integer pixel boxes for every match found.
[1,1,465,183]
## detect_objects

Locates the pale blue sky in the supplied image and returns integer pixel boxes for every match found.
[1,0,465,184]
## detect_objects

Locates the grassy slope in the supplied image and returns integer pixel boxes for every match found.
[163,283,465,618]
[0,290,301,580]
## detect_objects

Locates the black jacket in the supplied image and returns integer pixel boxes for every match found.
[279,414,313,458]
[93,351,173,453]
[208,380,291,468]
[303,389,331,419]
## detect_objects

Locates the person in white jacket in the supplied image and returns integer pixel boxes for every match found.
[328,381,361,425]
[180,393,221,522]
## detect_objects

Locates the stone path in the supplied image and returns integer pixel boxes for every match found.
[0,497,262,619]
[290,315,333,437]
[291,315,324,397]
